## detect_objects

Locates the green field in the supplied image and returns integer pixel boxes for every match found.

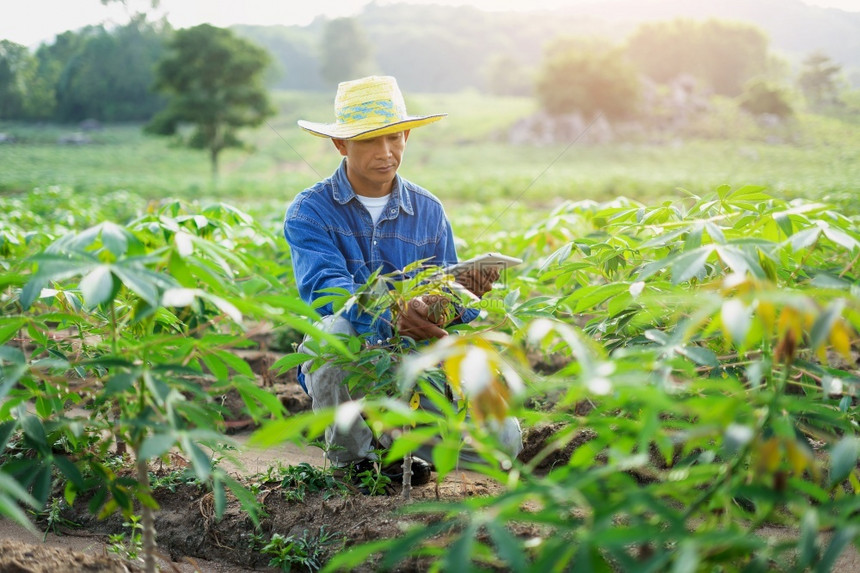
[2,91,858,225]
[2,89,860,572]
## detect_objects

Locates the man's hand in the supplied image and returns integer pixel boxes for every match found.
[454,265,500,298]
[396,295,449,341]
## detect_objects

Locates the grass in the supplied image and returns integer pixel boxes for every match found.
[1,90,858,218]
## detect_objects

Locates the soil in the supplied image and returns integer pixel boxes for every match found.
[0,448,507,573]
[2,332,859,572]
[0,337,518,572]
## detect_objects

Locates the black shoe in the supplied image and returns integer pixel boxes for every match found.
[381,456,433,487]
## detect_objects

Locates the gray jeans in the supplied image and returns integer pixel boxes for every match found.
[299,315,524,467]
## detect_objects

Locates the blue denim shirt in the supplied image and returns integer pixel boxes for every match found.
[284,159,477,345]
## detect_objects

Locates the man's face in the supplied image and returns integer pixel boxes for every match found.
[333,130,410,196]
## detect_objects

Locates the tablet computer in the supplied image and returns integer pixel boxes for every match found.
[442,252,523,275]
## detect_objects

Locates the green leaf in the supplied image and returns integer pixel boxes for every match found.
[214,478,226,519]
[0,472,38,532]
[0,364,28,401]
[167,250,196,287]
[565,283,630,314]
[19,276,47,311]
[670,247,712,284]
[644,329,670,345]
[0,420,17,452]
[444,522,477,572]
[53,455,85,490]
[716,245,764,278]
[671,540,699,573]
[139,433,176,460]
[0,318,27,346]
[704,221,726,245]
[202,293,243,324]
[685,224,703,250]
[110,264,159,307]
[728,185,770,201]
[798,510,819,570]
[815,526,858,573]
[432,437,461,481]
[98,221,131,257]
[32,464,52,505]
[384,427,440,463]
[247,413,327,448]
[214,349,254,378]
[640,227,688,249]
[79,265,118,307]
[201,352,228,381]
[828,437,859,488]
[788,227,821,251]
[104,371,138,396]
[0,345,25,365]
[235,379,285,418]
[182,436,212,482]
[721,299,752,347]
[773,211,794,238]
[486,520,527,571]
[271,352,312,374]
[64,481,77,507]
[20,415,48,450]
[221,473,261,526]
[28,253,96,281]
[810,299,845,354]
[677,345,719,367]
[322,540,390,572]
[822,227,860,251]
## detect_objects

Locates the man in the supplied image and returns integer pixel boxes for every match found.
[284,76,522,489]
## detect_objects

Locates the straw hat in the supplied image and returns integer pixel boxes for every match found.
[298,76,446,140]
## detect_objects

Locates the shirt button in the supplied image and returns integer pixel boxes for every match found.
[373,240,378,245]
[389,208,396,214]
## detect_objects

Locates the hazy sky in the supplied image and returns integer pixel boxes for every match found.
[4,0,859,48]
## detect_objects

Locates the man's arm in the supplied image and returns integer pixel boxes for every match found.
[285,210,393,342]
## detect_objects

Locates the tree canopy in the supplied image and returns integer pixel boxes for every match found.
[536,38,640,120]
[626,19,771,97]
[798,52,843,109]
[145,24,274,178]
[55,17,167,122]
[738,79,794,118]
[0,19,167,122]
[319,18,373,86]
[0,41,33,119]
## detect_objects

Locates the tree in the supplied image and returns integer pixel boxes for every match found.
[626,19,770,97]
[798,51,842,109]
[25,29,96,121]
[145,24,274,179]
[0,41,32,119]
[738,79,793,118]
[54,17,168,122]
[319,18,373,86]
[535,38,640,120]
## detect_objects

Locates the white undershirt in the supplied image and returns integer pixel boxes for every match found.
[355,193,391,225]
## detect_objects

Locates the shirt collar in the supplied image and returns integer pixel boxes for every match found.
[331,158,414,216]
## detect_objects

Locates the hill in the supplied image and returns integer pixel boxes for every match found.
[232,0,860,92]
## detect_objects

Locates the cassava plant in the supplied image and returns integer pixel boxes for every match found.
[316,185,860,571]
[0,191,333,572]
